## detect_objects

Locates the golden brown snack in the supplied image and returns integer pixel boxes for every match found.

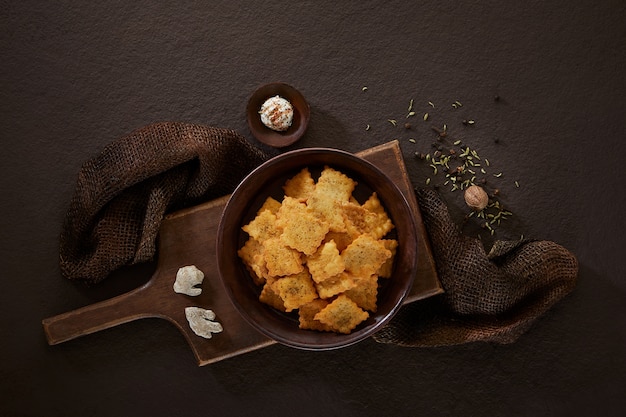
[298,299,332,331]
[314,272,358,299]
[271,270,318,312]
[238,165,396,334]
[377,239,398,279]
[257,196,282,215]
[344,274,379,312]
[277,197,330,256]
[237,237,268,285]
[314,294,369,334]
[259,277,286,312]
[342,235,392,277]
[283,167,316,200]
[262,237,304,277]
[242,209,281,243]
[305,240,345,284]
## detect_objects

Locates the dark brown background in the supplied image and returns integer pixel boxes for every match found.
[2,1,625,416]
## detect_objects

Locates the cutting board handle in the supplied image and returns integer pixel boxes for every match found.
[42,280,157,345]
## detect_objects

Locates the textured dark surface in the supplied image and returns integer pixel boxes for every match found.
[1,1,625,416]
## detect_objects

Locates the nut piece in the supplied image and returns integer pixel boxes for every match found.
[173,265,205,296]
[259,95,293,131]
[185,307,223,339]
[464,185,489,211]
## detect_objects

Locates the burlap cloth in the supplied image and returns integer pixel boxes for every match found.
[372,188,578,346]
[59,122,578,346]
[59,122,273,284]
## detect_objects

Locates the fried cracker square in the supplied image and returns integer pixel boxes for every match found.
[262,237,304,277]
[298,299,332,331]
[277,197,330,256]
[242,209,281,243]
[377,239,398,278]
[315,166,357,202]
[314,272,358,299]
[314,294,369,334]
[341,202,380,239]
[323,231,354,252]
[283,168,316,200]
[305,240,345,283]
[307,194,346,233]
[362,192,386,215]
[257,196,282,215]
[271,270,319,312]
[305,166,357,232]
[344,274,379,312]
[259,277,286,312]
[237,237,267,285]
[341,235,392,277]
[361,192,395,239]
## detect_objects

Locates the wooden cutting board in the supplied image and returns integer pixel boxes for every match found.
[42,140,442,366]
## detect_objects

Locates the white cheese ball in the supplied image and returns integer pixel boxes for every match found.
[259,95,294,131]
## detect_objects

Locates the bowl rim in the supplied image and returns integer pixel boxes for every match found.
[217,147,418,350]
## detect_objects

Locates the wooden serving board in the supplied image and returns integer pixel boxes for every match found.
[42,140,443,366]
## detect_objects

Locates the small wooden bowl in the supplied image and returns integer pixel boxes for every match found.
[246,82,310,148]
[217,148,418,350]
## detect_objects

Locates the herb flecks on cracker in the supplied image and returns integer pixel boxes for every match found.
[238,166,396,334]
[314,294,370,334]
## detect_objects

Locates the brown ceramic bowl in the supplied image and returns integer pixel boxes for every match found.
[246,82,310,148]
[217,148,418,350]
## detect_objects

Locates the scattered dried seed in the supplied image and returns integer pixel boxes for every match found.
[365,124,371,131]
[388,119,397,126]
[409,138,416,143]
[409,99,518,237]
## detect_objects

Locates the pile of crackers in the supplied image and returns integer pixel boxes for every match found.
[238,166,397,334]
